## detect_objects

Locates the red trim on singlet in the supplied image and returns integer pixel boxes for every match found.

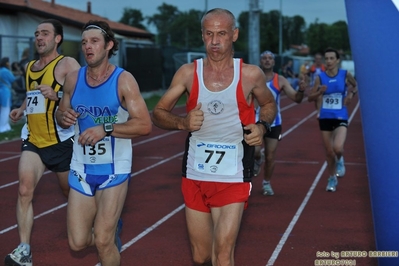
[187,59,254,125]
[187,61,199,113]
[237,59,255,125]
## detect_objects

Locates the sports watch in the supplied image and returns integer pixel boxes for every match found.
[103,123,114,136]
[256,120,271,137]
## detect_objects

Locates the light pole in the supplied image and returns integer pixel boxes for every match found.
[248,0,260,64]
[279,0,283,68]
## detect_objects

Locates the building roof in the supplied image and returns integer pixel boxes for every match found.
[0,0,153,40]
[290,44,310,56]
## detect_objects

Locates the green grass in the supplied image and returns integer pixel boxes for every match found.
[0,121,25,142]
[0,93,187,142]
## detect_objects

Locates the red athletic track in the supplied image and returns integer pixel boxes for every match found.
[0,94,377,266]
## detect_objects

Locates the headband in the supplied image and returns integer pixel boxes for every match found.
[260,50,275,59]
[84,25,109,37]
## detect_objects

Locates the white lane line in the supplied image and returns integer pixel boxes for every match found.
[0,203,68,234]
[282,110,317,137]
[0,154,21,163]
[266,162,327,266]
[0,131,182,189]
[132,131,179,147]
[2,100,325,265]
[0,152,184,235]
[108,108,319,264]
[94,204,186,265]
[266,101,360,266]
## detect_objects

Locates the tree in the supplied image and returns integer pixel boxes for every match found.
[307,21,330,55]
[147,3,181,46]
[236,10,306,56]
[286,15,306,48]
[259,10,281,53]
[235,11,250,53]
[119,8,147,30]
[328,21,351,52]
[307,20,350,55]
[169,9,203,49]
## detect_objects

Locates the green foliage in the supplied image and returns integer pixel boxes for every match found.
[236,10,307,55]
[0,121,24,142]
[147,4,203,49]
[119,8,147,30]
[168,9,204,49]
[120,4,351,56]
[147,3,181,46]
[287,15,306,47]
[307,22,330,54]
[307,20,350,55]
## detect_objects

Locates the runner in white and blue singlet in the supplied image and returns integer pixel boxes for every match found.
[56,20,151,266]
[254,51,305,196]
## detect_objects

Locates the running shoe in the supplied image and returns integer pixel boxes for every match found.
[4,245,32,266]
[326,176,338,192]
[253,152,265,177]
[336,156,346,177]
[262,182,274,196]
[115,218,123,252]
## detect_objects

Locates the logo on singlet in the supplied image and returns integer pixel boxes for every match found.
[207,100,224,115]
[197,142,206,147]
[75,104,117,123]
[210,165,218,173]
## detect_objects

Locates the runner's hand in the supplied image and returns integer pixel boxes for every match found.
[185,103,204,132]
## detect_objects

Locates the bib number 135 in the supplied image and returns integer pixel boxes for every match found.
[79,138,112,164]
[82,143,106,156]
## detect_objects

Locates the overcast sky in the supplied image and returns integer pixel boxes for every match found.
[50,0,347,33]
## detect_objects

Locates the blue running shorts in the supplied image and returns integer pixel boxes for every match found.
[69,170,130,196]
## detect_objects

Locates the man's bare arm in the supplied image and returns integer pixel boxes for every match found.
[56,70,79,129]
[152,63,204,132]
[112,71,152,139]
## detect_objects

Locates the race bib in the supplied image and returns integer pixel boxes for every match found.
[26,90,46,114]
[322,93,343,109]
[194,139,238,175]
[77,137,113,164]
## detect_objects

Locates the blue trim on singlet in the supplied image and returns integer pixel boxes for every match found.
[267,74,282,126]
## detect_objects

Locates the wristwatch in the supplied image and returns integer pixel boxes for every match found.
[57,91,63,99]
[256,120,271,137]
[103,123,114,136]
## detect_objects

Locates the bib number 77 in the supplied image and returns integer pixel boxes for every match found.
[204,150,225,164]
[194,141,238,175]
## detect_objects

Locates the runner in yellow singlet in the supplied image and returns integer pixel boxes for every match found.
[5,19,81,266]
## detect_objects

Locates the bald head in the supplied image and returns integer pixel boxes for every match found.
[201,8,237,31]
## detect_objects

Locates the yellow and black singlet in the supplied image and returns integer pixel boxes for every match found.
[25,55,74,148]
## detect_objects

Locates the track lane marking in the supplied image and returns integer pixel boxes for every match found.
[266,101,360,266]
